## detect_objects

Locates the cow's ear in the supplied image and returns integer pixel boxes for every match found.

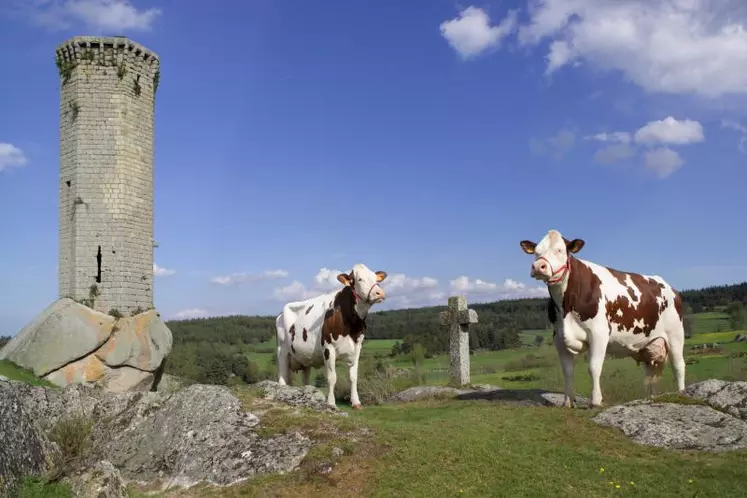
[566,238,585,253]
[520,240,537,254]
[337,273,352,286]
[375,271,388,282]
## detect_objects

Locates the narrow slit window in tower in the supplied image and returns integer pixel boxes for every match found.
[96,246,102,283]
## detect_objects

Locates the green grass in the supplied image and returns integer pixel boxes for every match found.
[12,477,73,498]
[181,382,747,497]
[688,311,731,334]
[0,360,56,387]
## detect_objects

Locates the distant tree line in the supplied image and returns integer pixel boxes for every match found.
[159,280,747,385]
[0,336,9,349]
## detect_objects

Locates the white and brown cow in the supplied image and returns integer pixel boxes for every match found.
[520,229,686,408]
[275,263,387,409]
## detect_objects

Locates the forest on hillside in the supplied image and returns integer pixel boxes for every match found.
[156,281,747,384]
[1,281,745,386]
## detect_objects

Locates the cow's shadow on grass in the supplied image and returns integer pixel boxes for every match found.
[454,388,590,408]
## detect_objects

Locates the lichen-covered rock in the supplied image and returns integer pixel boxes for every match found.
[683,379,747,421]
[392,385,472,402]
[87,384,312,490]
[44,354,109,386]
[392,385,589,407]
[3,380,315,492]
[0,298,114,376]
[0,298,173,393]
[94,310,172,371]
[592,399,747,452]
[0,380,57,496]
[65,460,127,498]
[254,380,343,413]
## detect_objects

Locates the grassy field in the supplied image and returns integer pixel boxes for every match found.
[4,312,747,497]
[171,373,747,497]
[0,360,56,387]
[246,311,746,403]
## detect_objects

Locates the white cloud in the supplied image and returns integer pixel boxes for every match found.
[274,281,318,302]
[587,116,704,176]
[212,269,288,286]
[153,263,175,277]
[516,0,747,98]
[586,131,631,144]
[173,308,208,320]
[721,119,747,152]
[314,267,344,291]
[450,276,548,299]
[0,143,28,172]
[440,6,517,59]
[643,147,684,178]
[14,0,161,32]
[530,127,576,159]
[384,274,439,293]
[633,117,705,145]
[273,268,440,303]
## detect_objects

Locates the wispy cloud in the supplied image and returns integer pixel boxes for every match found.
[587,116,705,178]
[0,143,28,173]
[530,127,576,160]
[440,6,517,59]
[7,0,161,32]
[153,263,175,277]
[721,119,747,153]
[172,308,208,320]
[211,269,288,286]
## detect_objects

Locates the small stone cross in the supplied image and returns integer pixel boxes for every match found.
[439,295,478,386]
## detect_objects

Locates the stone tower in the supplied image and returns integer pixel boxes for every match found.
[0,36,172,393]
[56,36,160,315]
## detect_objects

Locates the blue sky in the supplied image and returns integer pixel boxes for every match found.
[1,0,747,335]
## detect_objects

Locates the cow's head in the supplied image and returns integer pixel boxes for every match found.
[520,229,585,285]
[337,264,388,304]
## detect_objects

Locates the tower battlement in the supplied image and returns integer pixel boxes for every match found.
[57,35,160,315]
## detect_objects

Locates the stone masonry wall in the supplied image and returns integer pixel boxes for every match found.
[57,36,160,316]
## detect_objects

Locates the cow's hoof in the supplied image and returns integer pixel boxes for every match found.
[352,404,362,411]
[590,402,604,409]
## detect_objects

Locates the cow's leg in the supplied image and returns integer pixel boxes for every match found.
[349,336,364,410]
[323,346,338,408]
[301,366,311,386]
[587,327,609,408]
[553,327,575,408]
[668,326,686,392]
[276,316,291,386]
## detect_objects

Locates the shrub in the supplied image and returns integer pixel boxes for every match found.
[503,352,556,372]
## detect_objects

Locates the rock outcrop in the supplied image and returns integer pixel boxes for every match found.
[0,377,56,496]
[0,378,330,495]
[392,384,590,407]
[592,380,747,452]
[682,379,747,421]
[0,298,172,392]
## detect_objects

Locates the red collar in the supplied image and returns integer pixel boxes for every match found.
[537,255,571,285]
[352,282,380,303]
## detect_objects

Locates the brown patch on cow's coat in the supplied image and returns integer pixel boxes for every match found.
[607,268,637,301]
[321,286,366,345]
[302,328,308,341]
[289,324,296,342]
[562,257,602,321]
[324,348,330,360]
[673,291,684,320]
[603,270,667,336]
[305,305,314,315]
